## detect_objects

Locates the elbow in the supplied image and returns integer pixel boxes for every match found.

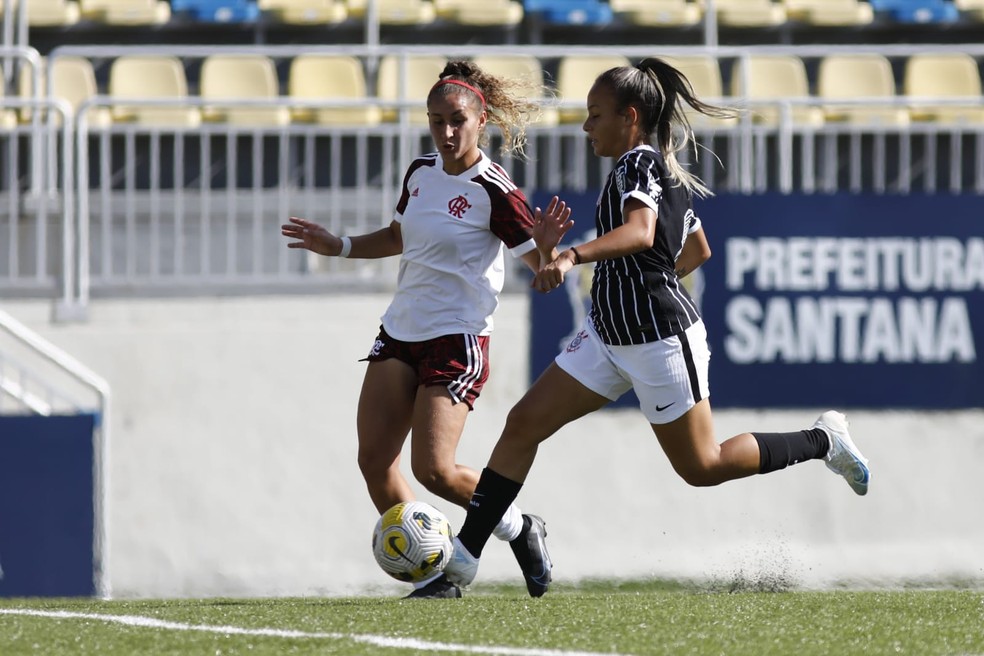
[700,245,712,265]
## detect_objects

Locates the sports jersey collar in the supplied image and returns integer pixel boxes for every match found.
[440,150,489,179]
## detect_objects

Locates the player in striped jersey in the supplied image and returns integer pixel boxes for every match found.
[282,61,564,598]
[444,58,871,591]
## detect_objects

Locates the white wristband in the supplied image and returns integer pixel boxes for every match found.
[338,236,352,258]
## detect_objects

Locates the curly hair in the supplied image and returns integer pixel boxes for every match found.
[427,60,544,159]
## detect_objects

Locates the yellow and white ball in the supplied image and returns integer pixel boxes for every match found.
[371,501,454,582]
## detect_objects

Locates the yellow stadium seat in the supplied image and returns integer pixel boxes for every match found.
[954,0,984,21]
[731,55,823,127]
[79,0,170,25]
[108,55,201,128]
[257,0,348,24]
[660,55,738,128]
[0,87,19,130]
[288,54,381,125]
[471,54,557,126]
[609,0,702,26]
[703,0,786,26]
[783,0,873,25]
[345,0,435,24]
[19,56,112,128]
[432,0,523,25]
[200,55,290,127]
[376,55,447,124]
[905,53,984,124]
[817,54,908,126]
[26,0,81,26]
[555,54,632,124]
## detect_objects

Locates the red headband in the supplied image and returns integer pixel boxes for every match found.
[432,78,486,108]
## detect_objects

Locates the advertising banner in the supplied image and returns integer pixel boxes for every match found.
[529,192,984,409]
[0,414,96,597]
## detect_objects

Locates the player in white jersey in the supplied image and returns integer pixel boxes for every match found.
[444,58,872,591]
[282,61,563,599]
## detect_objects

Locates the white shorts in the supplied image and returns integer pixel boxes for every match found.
[555,318,711,424]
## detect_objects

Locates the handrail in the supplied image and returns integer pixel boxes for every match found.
[1,97,78,318]
[0,309,112,599]
[0,45,45,196]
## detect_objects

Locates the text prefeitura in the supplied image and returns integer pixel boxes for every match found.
[723,237,982,364]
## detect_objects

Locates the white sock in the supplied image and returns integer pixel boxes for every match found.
[491,503,524,542]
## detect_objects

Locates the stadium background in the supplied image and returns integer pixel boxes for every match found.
[1,0,983,599]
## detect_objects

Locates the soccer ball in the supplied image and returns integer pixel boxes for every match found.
[371,501,454,583]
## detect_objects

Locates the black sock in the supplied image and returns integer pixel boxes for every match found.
[457,468,523,559]
[753,428,829,474]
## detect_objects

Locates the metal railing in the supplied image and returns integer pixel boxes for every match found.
[1,42,983,314]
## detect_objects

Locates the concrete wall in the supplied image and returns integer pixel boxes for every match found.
[4,295,983,598]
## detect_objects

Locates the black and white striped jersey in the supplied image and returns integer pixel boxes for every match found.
[588,145,702,346]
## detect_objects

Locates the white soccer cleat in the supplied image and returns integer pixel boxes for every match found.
[443,537,480,588]
[813,410,870,496]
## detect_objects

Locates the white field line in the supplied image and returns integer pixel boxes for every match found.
[0,608,633,656]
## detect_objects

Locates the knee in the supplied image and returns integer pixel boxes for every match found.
[358,449,391,481]
[410,462,455,497]
[499,403,544,447]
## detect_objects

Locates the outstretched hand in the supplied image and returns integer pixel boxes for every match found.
[532,196,573,255]
[281,216,343,256]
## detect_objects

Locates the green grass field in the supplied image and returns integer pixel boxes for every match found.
[2,581,982,656]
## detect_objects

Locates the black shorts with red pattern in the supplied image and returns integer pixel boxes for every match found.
[362,326,491,409]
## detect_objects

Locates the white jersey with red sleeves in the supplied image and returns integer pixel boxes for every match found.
[381,151,537,341]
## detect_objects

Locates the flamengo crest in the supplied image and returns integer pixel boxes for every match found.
[448,195,471,218]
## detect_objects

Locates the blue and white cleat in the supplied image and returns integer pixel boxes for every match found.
[444,536,480,588]
[814,410,870,496]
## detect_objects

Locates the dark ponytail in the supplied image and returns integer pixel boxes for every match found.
[596,57,734,197]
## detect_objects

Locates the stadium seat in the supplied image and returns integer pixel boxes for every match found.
[78,0,170,24]
[782,0,874,25]
[432,0,523,25]
[376,55,447,124]
[287,54,381,125]
[170,0,260,22]
[904,53,984,124]
[817,54,909,126]
[660,55,738,128]
[705,0,787,26]
[0,87,19,130]
[555,54,632,123]
[108,55,201,128]
[867,0,958,22]
[199,55,290,126]
[26,0,81,26]
[730,55,824,127]
[345,0,436,24]
[522,0,613,25]
[609,0,702,26]
[19,56,112,128]
[954,0,984,20]
[257,0,347,24]
[471,54,558,126]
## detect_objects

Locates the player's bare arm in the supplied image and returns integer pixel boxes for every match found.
[675,226,711,278]
[570,197,656,265]
[281,217,403,258]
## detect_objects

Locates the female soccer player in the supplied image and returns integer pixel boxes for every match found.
[443,58,871,591]
[282,61,563,599]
